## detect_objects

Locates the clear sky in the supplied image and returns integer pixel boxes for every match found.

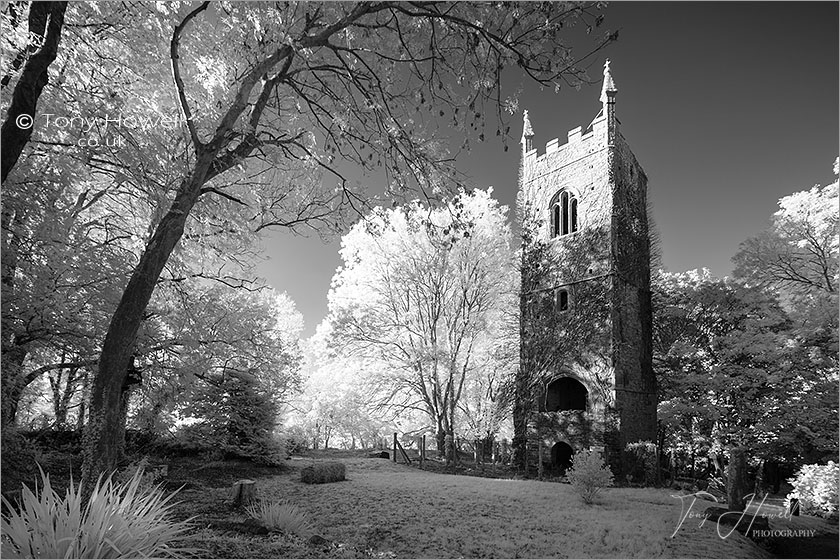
[256,1,840,337]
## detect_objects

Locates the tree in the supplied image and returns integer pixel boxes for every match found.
[733,159,838,297]
[653,271,785,475]
[1,0,613,484]
[291,323,391,451]
[329,188,516,455]
[457,333,516,459]
[652,269,837,476]
[80,0,609,482]
[1,3,197,430]
[133,284,304,459]
[0,154,132,428]
[732,160,839,466]
[1,1,68,182]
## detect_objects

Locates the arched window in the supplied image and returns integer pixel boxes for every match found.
[550,190,579,238]
[544,377,588,412]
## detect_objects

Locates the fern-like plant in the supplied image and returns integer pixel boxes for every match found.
[1,467,194,558]
[246,499,312,536]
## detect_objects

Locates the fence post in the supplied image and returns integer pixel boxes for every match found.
[393,432,397,463]
[538,439,544,479]
[420,435,425,469]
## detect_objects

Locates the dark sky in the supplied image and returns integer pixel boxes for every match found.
[256,1,840,337]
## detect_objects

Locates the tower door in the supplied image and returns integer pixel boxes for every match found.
[551,442,574,473]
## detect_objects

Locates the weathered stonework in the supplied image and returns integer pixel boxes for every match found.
[515,61,657,475]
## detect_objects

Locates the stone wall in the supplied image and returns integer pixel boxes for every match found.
[611,132,657,454]
[516,100,657,476]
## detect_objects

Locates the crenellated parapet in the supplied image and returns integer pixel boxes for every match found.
[515,59,657,478]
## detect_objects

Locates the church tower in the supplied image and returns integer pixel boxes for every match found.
[515,60,657,475]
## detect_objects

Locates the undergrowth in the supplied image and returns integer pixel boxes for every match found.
[1,467,195,558]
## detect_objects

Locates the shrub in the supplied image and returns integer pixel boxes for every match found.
[785,461,839,519]
[301,461,346,484]
[246,499,312,536]
[176,422,286,467]
[178,372,287,467]
[567,448,614,504]
[0,429,43,497]
[281,425,311,455]
[125,429,165,455]
[625,441,658,486]
[0,467,194,558]
[114,457,170,494]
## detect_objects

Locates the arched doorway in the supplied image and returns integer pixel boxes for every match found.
[544,377,587,412]
[551,441,574,473]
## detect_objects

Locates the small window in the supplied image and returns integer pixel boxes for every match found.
[556,288,569,312]
[550,190,579,238]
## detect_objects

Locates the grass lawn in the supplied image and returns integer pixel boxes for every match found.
[170,452,777,559]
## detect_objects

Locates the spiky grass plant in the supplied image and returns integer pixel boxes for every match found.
[1,467,194,558]
[245,499,312,537]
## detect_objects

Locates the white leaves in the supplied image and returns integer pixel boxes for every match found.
[734,161,839,296]
[323,188,517,435]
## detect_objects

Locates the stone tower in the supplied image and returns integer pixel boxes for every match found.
[515,60,657,475]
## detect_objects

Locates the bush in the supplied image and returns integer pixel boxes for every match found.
[125,429,165,455]
[114,457,169,494]
[178,372,287,467]
[301,461,346,484]
[227,436,287,467]
[0,467,193,558]
[625,441,658,486]
[785,461,839,519]
[567,448,614,504]
[1,429,43,497]
[281,425,312,455]
[246,499,312,536]
[176,423,286,467]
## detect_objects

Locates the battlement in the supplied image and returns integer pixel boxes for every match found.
[524,113,607,167]
[514,59,657,477]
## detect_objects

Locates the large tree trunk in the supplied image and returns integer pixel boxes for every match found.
[513,272,531,471]
[448,394,458,466]
[1,1,68,183]
[726,446,749,512]
[75,369,89,429]
[115,385,133,463]
[56,367,79,428]
[0,1,65,426]
[1,205,27,429]
[435,410,449,459]
[512,363,530,472]
[81,158,211,491]
[1,207,23,315]
[1,344,29,428]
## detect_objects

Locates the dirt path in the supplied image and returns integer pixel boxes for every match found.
[252,456,770,559]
